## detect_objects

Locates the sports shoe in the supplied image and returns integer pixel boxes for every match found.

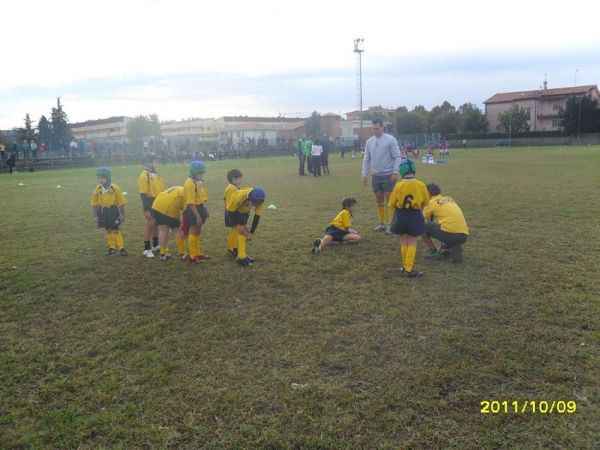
[189,256,204,264]
[245,255,256,263]
[373,224,386,232]
[119,248,128,256]
[106,248,117,256]
[424,249,439,259]
[180,253,189,261]
[451,245,462,263]
[151,244,161,252]
[227,249,238,258]
[198,254,210,262]
[385,225,393,234]
[143,249,155,258]
[311,238,322,256]
[237,258,252,266]
[406,270,425,278]
[400,267,406,275]
[160,253,172,261]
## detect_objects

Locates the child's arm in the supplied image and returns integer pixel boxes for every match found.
[91,206,99,224]
[119,205,125,223]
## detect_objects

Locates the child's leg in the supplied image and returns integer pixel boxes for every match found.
[399,234,409,268]
[105,229,116,249]
[404,235,419,272]
[341,233,362,244]
[188,225,200,259]
[227,227,237,252]
[173,227,187,256]
[158,225,170,256]
[143,213,153,250]
[113,229,125,249]
[422,233,437,250]
[236,225,249,260]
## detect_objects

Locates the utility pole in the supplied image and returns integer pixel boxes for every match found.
[353,38,364,149]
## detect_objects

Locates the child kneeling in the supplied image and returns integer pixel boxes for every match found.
[312,197,361,255]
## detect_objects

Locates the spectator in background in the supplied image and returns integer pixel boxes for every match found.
[297,137,306,176]
[311,140,322,176]
[7,149,17,174]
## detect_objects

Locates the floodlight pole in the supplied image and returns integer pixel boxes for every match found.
[577,96,582,144]
[354,38,364,149]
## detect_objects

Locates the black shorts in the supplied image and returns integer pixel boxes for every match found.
[371,174,396,193]
[228,210,250,226]
[141,195,155,212]
[425,222,468,247]
[390,208,425,236]
[321,154,329,166]
[97,205,120,230]
[324,225,349,242]
[152,208,180,229]
[224,210,234,227]
[185,204,208,226]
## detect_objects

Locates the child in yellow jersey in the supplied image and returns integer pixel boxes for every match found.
[150,186,188,261]
[225,187,266,266]
[388,159,430,277]
[223,169,243,258]
[311,197,361,255]
[138,153,165,258]
[183,160,210,264]
[90,167,128,256]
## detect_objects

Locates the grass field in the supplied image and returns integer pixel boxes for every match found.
[1,146,598,449]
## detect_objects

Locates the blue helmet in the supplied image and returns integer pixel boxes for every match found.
[399,158,416,177]
[96,166,111,183]
[189,160,207,177]
[248,187,266,203]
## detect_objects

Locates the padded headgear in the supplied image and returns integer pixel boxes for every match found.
[96,166,111,183]
[399,159,416,177]
[189,160,207,177]
[248,187,266,203]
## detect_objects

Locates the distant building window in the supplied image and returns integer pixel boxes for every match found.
[552,119,561,127]
[552,104,562,111]
[526,107,531,120]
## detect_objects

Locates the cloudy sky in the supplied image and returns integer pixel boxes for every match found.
[1,0,599,128]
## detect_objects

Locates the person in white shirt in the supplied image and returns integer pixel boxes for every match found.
[311,142,323,177]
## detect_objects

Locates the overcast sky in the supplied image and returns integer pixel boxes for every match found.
[1,0,599,128]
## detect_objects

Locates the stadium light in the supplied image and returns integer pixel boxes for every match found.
[353,38,364,148]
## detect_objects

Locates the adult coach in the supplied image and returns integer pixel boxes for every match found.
[422,183,469,263]
[361,119,401,232]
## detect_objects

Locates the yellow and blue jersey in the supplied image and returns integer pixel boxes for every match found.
[152,186,185,219]
[90,183,127,207]
[423,195,469,234]
[330,209,352,231]
[226,188,264,216]
[137,170,164,198]
[183,177,208,208]
[388,179,430,211]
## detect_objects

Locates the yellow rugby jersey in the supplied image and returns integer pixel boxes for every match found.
[90,183,127,207]
[423,195,469,235]
[388,178,430,210]
[137,170,164,198]
[183,177,208,207]
[152,186,185,219]
[330,209,352,231]
[223,183,240,207]
[226,188,264,215]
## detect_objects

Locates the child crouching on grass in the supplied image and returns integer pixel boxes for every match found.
[225,187,266,266]
[311,197,361,255]
[90,167,128,256]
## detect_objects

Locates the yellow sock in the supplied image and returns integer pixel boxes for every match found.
[175,237,186,255]
[405,245,417,272]
[188,234,199,258]
[197,236,203,255]
[160,247,168,256]
[114,231,125,249]
[105,232,115,249]
[377,206,385,224]
[401,245,407,268]
[238,234,247,259]
[227,228,237,251]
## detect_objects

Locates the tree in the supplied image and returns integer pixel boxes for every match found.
[394,111,426,134]
[38,115,51,146]
[395,105,408,113]
[431,112,459,136]
[458,103,488,133]
[305,111,320,138]
[50,97,73,152]
[127,114,162,150]
[497,105,530,133]
[20,113,36,145]
[561,95,600,134]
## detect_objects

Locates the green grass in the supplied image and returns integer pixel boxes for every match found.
[1,146,598,449]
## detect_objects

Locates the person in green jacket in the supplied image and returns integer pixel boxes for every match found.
[298,137,306,175]
[304,137,313,174]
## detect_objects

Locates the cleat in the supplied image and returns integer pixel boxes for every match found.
[180,253,189,261]
[237,258,252,266]
[451,244,462,263]
[143,249,155,258]
[245,255,256,263]
[160,253,172,261]
[151,244,161,252]
[198,254,210,262]
[373,224,386,232]
[385,225,393,234]
[227,249,238,258]
[119,248,128,256]
[400,267,406,275]
[424,249,439,260]
[406,270,425,278]
[189,256,204,264]
[311,238,321,255]
[106,248,117,256]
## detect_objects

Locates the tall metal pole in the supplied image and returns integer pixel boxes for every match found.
[577,96,582,144]
[354,38,364,149]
